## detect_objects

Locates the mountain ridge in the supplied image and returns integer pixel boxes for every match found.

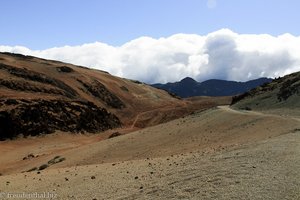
[152,77,273,98]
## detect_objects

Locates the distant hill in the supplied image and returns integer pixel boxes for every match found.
[231,71,300,111]
[152,77,272,98]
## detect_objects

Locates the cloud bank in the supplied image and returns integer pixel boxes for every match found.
[1,29,300,83]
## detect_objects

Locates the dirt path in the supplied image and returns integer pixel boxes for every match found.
[219,105,300,122]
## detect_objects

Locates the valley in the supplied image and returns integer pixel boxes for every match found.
[0,53,299,199]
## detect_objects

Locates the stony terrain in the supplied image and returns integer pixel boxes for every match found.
[0,106,299,199]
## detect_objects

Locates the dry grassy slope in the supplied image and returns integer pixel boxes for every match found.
[231,71,300,115]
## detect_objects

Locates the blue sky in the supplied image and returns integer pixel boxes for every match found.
[1,0,300,49]
[1,0,300,83]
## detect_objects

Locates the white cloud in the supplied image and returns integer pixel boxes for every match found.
[1,29,300,83]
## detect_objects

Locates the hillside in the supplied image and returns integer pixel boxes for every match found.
[0,53,299,199]
[152,77,272,98]
[231,71,300,114]
[0,52,230,140]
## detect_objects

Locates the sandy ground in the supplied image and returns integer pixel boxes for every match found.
[0,106,299,199]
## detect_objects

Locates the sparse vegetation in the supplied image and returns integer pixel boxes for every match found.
[291,128,300,133]
[0,63,78,98]
[4,99,18,105]
[77,79,125,109]
[56,66,74,73]
[25,156,66,172]
[243,106,252,111]
[108,132,122,139]
[0,79,66,96]
[167,91,181,99]
[27,167,38,172]
[38,164,49,171]
[48,156,66,165]
[120,86,129,92]
[23,153,35,160]
[129,79,143,84]
[232,71,300,110]
[58,157,66,162]
[0,100,121,140]
[277,77,300,101]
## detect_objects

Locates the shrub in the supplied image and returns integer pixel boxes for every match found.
[38,164,49,170]
[48,156,66,165]
[56,66,74,73]
[58,157,66,162]
[120,86,129,92]
[27,167,38,172]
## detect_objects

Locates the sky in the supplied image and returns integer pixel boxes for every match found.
[1,0,300,83]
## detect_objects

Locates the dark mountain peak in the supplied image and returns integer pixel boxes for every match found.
[180,77,197,84]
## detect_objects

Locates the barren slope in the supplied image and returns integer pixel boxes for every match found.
[0,106,298,174]
[0,106,299,199]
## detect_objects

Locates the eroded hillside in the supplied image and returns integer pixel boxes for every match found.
[0,52,228,140]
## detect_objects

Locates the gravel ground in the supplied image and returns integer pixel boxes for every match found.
[0,131,299,200]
